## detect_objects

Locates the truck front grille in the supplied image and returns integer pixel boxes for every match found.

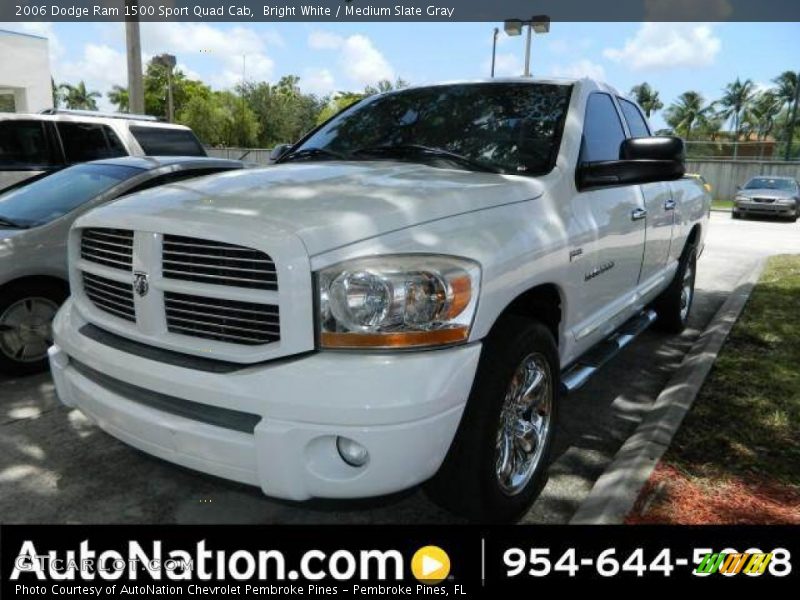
[82,272,136,322]
[164,292,280,345]
[162,235,277,291]
[81,228,133,270]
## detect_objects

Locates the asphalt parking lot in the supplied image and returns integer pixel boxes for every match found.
[1,212,797,524]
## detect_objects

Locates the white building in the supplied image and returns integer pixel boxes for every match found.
[0,29,52,113]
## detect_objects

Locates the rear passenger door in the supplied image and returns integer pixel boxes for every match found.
[618,98,675,286]
[129,126,207,156]
[56,122,128,164]
[0,119,62,191]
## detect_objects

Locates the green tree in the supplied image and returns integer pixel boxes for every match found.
[629,82,664,118]
[107,85,129,112]
[745,90,782,141]
[58,81,101,110]
[144,59,212,120]
[773,71,800,160]
[664,91,710,141]
[717,77,757,157]
[177,91,260,147]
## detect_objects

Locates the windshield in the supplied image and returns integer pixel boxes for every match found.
[292,82,572,176]
[0,163,140,228]
[744,177,798,192]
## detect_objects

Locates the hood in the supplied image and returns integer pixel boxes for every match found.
[738,188,797,199]
[88,162,544,255]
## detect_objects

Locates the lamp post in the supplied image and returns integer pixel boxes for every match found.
[490,27,499,78]
[154,53,176,122]
[503,15,550,77]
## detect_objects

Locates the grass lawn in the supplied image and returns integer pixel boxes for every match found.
[711,199,733,211]
[628,255,800,524]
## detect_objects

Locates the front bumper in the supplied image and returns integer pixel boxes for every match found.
[49,299,481,501]
[733,201,797,216]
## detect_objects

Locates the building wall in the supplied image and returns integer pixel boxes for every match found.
[0,30,51,113]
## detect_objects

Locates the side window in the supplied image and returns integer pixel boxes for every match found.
[0,120,57,167]
[57,122,128,163]
[618,99,652,138]
[580,94,626,163]
[130,127,206,156]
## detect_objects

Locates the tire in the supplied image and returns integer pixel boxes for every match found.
[0,280,67,376]
[425,316,559,522]
[731,212,741,219]
[653,244,697,334]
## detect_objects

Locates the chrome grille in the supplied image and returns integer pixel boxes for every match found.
[164,292,280,345]
[83,272,135,322]
[162,235,277,290]
[81,228,133,270]
[754,197,775,204]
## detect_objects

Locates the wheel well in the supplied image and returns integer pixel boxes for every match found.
[687,224,701,249]
[497,284,562,346]
[0,275,69,297]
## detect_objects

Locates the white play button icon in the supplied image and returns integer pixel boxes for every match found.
[422,555,443,576]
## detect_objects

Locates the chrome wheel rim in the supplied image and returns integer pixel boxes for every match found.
[0,297,59,363]
[495,352,553,496]
[679,262,694,322]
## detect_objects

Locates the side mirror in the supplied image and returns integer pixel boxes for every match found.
[577,136,685,190]
[269,143,292,162]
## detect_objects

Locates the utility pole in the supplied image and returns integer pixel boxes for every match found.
[523,23,532,77]
[785,71,800,161]
[125,2,144,114]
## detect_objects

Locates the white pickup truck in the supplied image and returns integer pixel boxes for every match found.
[49,78,710,521]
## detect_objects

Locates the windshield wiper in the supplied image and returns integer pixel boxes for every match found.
[351,144,503,174]
[0,216,27,229]
[278,147,349,163]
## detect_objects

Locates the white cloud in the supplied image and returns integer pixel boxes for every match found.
[56,44,128,111]
[550,59,606,80]
[307,31,395,88]
[301,68,336,96]
[603,23,721,70]
[483,53,523,78]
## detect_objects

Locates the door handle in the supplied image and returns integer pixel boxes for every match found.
[631,208,648,221]
[664,199,677,211]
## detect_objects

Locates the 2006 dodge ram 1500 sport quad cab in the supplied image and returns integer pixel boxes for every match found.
[49,78,710,521]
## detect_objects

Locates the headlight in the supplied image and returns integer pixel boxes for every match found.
[317,255,480,349]
[734,195,748,203]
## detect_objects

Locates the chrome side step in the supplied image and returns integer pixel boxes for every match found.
[561,309,658,394]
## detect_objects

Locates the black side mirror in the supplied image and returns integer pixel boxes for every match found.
[269,143,292,161]
[577,136,686,190]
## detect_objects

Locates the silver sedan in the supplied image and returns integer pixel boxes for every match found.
[0,156,243,374]
[733,175,800,222]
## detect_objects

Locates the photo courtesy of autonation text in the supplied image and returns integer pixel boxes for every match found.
[0,0,798,596]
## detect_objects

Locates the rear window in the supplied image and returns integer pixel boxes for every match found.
[0,120,58,167]
[130,126,206,156]
[57,122,128,163]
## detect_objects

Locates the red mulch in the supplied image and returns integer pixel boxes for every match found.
[626,463,800,525]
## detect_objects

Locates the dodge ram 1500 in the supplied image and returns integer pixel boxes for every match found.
[49,78,710,521]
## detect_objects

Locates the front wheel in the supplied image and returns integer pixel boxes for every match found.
[0,281,67,376]
[426,316,558,522]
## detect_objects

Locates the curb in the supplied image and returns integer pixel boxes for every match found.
[569,258,767,525]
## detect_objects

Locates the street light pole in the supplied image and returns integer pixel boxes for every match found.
[523,23,532,77]
[491,27,499,77]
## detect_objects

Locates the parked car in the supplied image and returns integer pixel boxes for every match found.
[733,175,800,221]
[0,156,243,375]
[49,78,710,521]
[0,109,207,193]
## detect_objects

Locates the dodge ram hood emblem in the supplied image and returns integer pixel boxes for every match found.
[133,272,149,297]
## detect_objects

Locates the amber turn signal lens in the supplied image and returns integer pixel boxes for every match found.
[321,327,469,349]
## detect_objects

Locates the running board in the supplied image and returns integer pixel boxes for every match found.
[561,309,658,394]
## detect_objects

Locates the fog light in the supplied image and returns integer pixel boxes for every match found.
[336,436,369,468]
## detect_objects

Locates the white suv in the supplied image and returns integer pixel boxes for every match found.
[0,109,206,191]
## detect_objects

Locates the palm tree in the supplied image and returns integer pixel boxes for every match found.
[630,82,664,118]
[746,90,782,141]
[664,91,709,141]
[717,77,757,157]
[58,81,101,110]
[107,85,129,112]
[773,71,800,160]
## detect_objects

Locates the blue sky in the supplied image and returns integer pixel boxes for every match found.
[3,21,799,129]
